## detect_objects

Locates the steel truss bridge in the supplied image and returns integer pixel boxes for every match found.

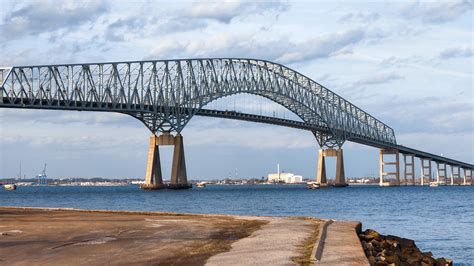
[1,58,472,188]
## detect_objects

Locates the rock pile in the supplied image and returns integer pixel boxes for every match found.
[359,229,452,266]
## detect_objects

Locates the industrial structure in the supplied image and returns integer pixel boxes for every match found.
[0,58,472,189]
[36,164,48,185]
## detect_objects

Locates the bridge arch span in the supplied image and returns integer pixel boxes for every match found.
[0,58,396,148]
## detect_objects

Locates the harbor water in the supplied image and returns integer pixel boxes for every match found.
[1,184,473,264]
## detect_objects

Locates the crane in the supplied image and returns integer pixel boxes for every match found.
[37,164,47,185]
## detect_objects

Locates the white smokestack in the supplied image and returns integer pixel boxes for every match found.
[277,163,280,181]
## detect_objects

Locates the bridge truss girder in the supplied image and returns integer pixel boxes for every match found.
[0,58,397,148]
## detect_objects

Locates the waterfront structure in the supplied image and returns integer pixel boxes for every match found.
[267,173,303,183]
[36,164,48,185]
[0,58,472,188]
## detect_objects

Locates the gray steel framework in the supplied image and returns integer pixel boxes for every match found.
[0,58,396,148]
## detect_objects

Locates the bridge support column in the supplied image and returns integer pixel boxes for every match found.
[379,149,400,186]
[316,148,346,187]
[141,135,165,189]
[335,149,346,187]
[169,134,189,188]
[464,169,473,186]
[450,165,460,185]
[403,154,415,186]
[420,158,431,186]
[140,133,191,190]
[316,149,327,185]
[436,162,447,185]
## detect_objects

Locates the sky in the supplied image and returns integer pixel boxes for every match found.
[0,0,472,180]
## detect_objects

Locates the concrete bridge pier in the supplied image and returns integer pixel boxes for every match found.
[140,133,191,190]
[403,154,415,186]
[420,158,431,186]
[141,135,165,189]
[316,148,346,187]
[464,169,473,185]
[379,149,400,186]
[436,162,447,185]
[450,165,460,185]
[169,134,190,189]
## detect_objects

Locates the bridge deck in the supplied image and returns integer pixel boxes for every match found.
[197,109,474,169]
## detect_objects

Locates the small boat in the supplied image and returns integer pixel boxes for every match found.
[3,184,17,190]
[306,182,320,190]
[196,182,206,188]
[429,182,439,187]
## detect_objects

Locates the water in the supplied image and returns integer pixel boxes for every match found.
[1,184,473,264]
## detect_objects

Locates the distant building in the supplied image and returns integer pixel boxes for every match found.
[267,173,303,183]
[347,178,371,184]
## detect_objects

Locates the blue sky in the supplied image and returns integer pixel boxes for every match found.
[0,0,472,180]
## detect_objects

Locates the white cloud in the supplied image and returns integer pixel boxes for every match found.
[0,0,109,39]
[402,0,472,23]
[439,46,473,59]
[339,12,380,24]
[149,28,367,64]
[188,0,289,23]
[353,72,403,87]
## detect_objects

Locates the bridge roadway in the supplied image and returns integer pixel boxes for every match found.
[196,109,474,169]
[3,98,470,169]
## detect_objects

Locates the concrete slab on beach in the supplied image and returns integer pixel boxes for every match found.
[0,207,367,265]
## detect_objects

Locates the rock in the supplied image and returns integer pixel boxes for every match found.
[386,235,415,249]
[371,239,382,250]
[436,257,453,266]
[423,252,433,257]
[369,248,377,257]
[406,256,421,265]
[366,249,373,257]
[361,230,453,266]
[402,247,421,260]
[382,248,393,257]
[382,241,393,250]
[385,254,401,265]
[367,242,375,251]
[436,257,447,266]
[365,229,381,241]
[422,255,436,265]
[362,241,370,250]
[368,255,376,265]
